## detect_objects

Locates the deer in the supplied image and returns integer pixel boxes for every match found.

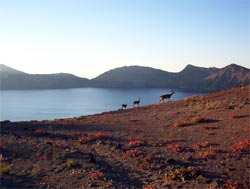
[133,98,141,108]
[159,90,175,103]
[122,104,127,110]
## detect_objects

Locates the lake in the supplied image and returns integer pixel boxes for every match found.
[0,88,204,121]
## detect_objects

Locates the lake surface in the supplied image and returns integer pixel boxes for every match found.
[0,88,204,121]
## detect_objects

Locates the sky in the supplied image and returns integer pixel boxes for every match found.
[0,0,249,79]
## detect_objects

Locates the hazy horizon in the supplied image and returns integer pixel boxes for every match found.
[0,0,249,78]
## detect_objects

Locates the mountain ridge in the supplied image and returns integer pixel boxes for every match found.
[0,64,90,90]
[0,63,249,92]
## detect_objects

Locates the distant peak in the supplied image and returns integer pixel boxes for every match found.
[0,64,8,68]
[187,64,204,69]
[229,63,238,66]
[182,64,204,72]
[226,63,241,68]
[224,63,249,70]
[0,64,27,75]
[186,64,195,67]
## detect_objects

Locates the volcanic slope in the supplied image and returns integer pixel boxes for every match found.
[1,86,250,188]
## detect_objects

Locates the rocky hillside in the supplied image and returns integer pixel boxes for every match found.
[91,64,249,92]
[1,86,249,188]
[204,64,250,91]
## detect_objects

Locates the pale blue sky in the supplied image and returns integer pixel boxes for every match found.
[0,0,249,78]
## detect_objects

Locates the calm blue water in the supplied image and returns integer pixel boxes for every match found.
[0,88,203,121]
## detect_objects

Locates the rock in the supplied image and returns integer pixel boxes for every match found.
[46,142,52,146]
[88,153,96,164]
[207,180,219,188]
[167,158,175,164]
[114,143,122,150]
[196,175,207,184]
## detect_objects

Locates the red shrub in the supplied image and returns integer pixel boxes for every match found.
[92,132,104,139]
[193,141,209,149]
[224,179,242,188]
[209,146,219,153]
[167,144,182,153]
[143,185,155,189]
[244,128,250,132]
[34,129,46,135]
[125,149,140,157]
[78,137,91,144]
[128,139,143,147]
[199,151,210,158]
[229,114,240,119]
[90,171,105,180]
[171,111,180,116]
[201,125,215,130]
[198,146,219,158]
[38,155,46,161]
[184,114,194,119]
[52,140,67,148]
[229,139,250,153]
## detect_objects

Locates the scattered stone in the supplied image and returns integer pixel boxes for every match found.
[46,142,53,146]
[167,158,175,164]
[196,175,207,184]
[114,143,122,150]
[207,180,219,188]
[88,153,96,164]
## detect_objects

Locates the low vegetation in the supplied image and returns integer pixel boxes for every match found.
[0,86,249,188]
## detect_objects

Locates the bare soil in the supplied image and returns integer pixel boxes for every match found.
[1,86,250,188]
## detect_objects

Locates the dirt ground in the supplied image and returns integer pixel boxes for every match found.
[1,86,250,188]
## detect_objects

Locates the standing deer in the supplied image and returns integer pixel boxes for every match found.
[159,90,175,103]
[122,104,127,110]
[133,98,141,108]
